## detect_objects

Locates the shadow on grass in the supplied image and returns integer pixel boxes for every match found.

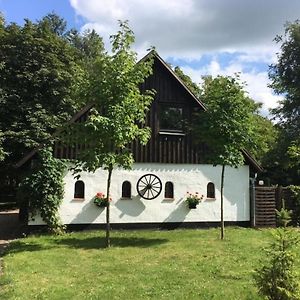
[2,240,54,256]
[55,236,169,249]
[3,236,169,255]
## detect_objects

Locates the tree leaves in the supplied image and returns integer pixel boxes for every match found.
[267,21,300,184]
[18,147,66,233]
[195,75,257,168]
[0,14,84,164]
[65,21,154,174]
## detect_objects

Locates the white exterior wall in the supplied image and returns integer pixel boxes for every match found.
[29,163,250,225]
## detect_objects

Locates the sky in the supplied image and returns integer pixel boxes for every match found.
[1,0,300,117]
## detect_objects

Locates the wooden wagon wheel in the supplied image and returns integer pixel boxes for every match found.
[136,174,162,200]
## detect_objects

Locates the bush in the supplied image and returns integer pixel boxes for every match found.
[289,186,300,226]
[18,148,66,234]
[254,228,300,300]
[276,199,292,227]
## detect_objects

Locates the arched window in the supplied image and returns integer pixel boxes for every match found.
[122,181,131,198]
[74,180,85,199]
[207,182,215,198]
[164,181,174,198]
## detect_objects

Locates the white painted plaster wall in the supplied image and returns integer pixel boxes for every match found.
[29,163,250,225]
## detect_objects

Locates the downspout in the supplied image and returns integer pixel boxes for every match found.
[250,173,257,228]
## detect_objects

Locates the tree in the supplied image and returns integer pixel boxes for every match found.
[174,66,202,98]
[288,142,300,168]
[251,114,278,164]
[194,75,256,239]
[0,14,106,200]
[64,22,154,247]
[254,228,300,300]
[268,21,300,183]
[270,21,300,138]
[0,14,86,170]
[0,130,5,162]
[174,65,273,164]
[0,60,6,162]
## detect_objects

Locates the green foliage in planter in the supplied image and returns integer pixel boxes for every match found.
[185,192,203,208]
[254,228,300,300]
[19,147,66,233]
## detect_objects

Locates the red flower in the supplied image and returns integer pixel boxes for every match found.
[96,192,105,198]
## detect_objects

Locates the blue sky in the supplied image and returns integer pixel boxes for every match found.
[0,0,79,28]
[1,0,300,116]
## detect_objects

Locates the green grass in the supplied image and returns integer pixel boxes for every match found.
[0,227,298,299]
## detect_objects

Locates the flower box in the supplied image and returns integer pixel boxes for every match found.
[93,192,111,208]
[185,192,203,209]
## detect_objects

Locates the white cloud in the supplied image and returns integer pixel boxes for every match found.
[180,60,283,117]
[69,0,295,113]
[70,0,300,58]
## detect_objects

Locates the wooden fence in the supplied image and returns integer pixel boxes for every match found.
[255,187,276,227]
[254,186,298,227]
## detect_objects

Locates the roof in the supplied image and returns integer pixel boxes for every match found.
[15,51,262,172]
[141,50,207,111]
[242,149,264,173]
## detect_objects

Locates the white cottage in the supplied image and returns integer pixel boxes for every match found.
[17,51,262,229]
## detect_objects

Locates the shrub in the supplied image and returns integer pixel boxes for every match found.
[276,199,292,227]
[289,186,300,226]
[18,148,66,234]
[254,228,300,300]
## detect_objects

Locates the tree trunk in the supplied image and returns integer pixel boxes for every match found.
[220,164,225,240]
[105,165,113,248]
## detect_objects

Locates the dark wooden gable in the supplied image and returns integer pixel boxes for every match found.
[132,52,206,164]
[51,52,207,164]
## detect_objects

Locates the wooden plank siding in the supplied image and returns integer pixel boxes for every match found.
[255,187,276,227]
[132,58,205,164]
[53,55,206,164]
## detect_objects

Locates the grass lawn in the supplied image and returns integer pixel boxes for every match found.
[0,227,298,299]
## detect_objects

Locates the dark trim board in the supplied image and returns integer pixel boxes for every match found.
[27,221,251,233]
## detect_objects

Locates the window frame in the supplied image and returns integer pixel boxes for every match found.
[158,103,184,133]
[164,181,174,199]
[74,180,85,200]
[121,181,132,199]
[206,182,215,199]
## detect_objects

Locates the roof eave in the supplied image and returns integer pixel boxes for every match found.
[242,149,264,173]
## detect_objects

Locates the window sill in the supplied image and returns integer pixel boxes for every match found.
[72,198,85,202]
[205,197,216,201]
[162,198,175,202]
[121,197,132,200]
[159,131,185,136]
